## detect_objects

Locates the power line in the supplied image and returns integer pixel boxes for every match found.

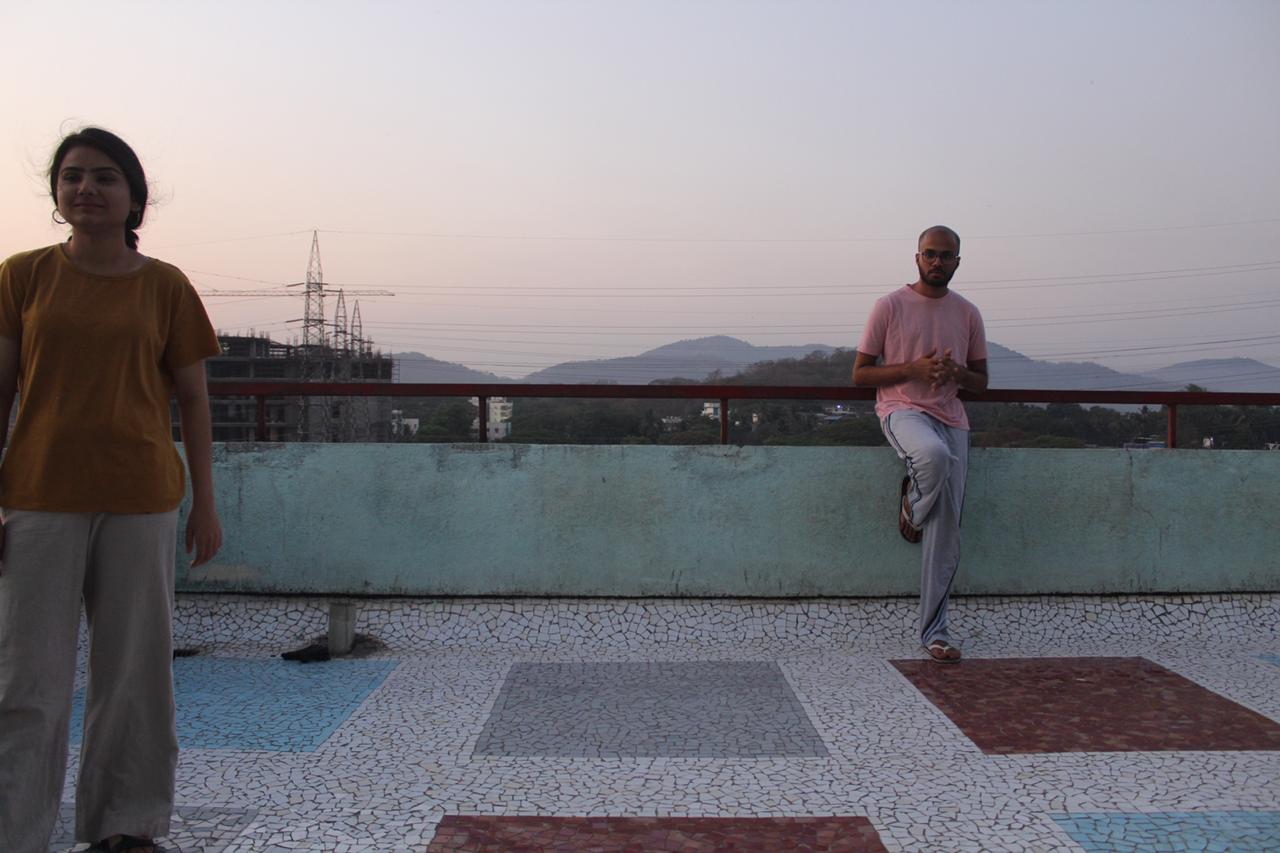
[188,269,291,286]
[189,260,1280,301]
[215,259,1280,295]
[353,293,1280,332]
[377,333,1280,363]
[314,216,1280,244]
[143,215,1280,253]
[151,230,313,250]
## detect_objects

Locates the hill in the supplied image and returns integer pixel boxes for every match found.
[392,352,510,384]
[520,336,836,384]
[1139,358,1280,393]
[393,337,1279,391]
[981,343,1168,391]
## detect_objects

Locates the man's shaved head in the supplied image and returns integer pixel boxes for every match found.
[915,225,962,290]
[918,225,960,252]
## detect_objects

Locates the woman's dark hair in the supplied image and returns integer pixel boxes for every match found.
[48,127,148,249]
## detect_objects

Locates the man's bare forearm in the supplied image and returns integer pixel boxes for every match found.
[854,356,987,393]
[956,367,988,393]
[852,362,913,387]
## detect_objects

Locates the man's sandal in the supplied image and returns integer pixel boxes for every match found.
[925,640,961,663]
[899,477,922,544]
[91,836,162,852]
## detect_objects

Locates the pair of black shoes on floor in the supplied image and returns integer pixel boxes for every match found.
[281,642,330,663]
[90,837,162,852]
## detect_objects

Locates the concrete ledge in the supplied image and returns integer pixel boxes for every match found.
[179,443,1280,596]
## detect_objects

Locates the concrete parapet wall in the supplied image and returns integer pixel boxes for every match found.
[179,443,1280,596]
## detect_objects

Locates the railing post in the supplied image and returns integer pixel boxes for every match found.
[256,395,267,441]
[720,398,729,445]
[1167,403,1178,449]
[478,395,489,443]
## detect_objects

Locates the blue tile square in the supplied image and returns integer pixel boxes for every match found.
[71,657,397,752]
[1257,653,1280,668]
[1051,811,1280,852]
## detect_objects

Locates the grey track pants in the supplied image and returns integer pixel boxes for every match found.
[0,510,179,853]
[882,410,969,647]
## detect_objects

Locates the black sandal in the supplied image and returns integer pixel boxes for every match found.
[91,836,163,852]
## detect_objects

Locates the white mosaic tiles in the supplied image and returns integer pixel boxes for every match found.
[174,593,1279,654]
[43,594,1280,852]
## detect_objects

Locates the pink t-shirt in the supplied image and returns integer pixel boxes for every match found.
[856,284,988,430]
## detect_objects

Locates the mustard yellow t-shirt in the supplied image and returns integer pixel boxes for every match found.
[0,244,220,512]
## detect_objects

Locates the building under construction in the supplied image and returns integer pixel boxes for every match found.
[203,333,394,442]
[180,232,396,442]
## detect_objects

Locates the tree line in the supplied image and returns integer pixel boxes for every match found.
[396,350,1279,450]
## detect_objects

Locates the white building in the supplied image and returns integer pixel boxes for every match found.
[390,409,420,437]
[471,396,514,440]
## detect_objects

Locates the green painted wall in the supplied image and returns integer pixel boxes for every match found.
[178,443,1280,596]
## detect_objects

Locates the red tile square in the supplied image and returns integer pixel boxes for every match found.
[426,815,888,852]
[892,656,1280,754]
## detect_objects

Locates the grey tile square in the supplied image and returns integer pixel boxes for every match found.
[474,661,828,758]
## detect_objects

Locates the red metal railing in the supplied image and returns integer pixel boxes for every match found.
[208,381,1280,447]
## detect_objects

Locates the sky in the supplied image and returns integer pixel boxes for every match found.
[2,0,1278,382]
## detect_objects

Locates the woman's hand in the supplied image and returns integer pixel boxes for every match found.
[184,499,222,568]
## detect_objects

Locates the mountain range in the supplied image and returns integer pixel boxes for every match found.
[392,336,1280,392]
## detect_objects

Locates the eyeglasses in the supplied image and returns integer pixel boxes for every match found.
[919,249,959,263]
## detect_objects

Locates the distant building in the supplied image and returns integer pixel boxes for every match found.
[471,396,514,441]
[821,403,865,421]
[180,334,394,442]
[489,397,514,424]
[702,401,721,420]
[483,421,512,441]
[1122,435,1166,450]
[390,410,420,438]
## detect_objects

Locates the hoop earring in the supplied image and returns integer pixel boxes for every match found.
[51,208,67,225]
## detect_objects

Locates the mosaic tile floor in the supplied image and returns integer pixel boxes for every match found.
[1050,811,1280,852]
[891,656,1280,754]
[70,658,398,751]
[46,595,1280,851]
[425,815,888,851]
[475,661,828,758]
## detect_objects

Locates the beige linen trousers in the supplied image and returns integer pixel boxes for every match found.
[0,509,179,853]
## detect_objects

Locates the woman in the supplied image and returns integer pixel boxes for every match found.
[0,128,222,853]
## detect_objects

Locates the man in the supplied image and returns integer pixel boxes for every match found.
[852,225,988,662]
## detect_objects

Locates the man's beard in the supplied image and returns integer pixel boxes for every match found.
[917,260,955,288]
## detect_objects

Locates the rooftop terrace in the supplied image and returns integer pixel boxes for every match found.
[53,388,1280,849]
[54,593,1280,851]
